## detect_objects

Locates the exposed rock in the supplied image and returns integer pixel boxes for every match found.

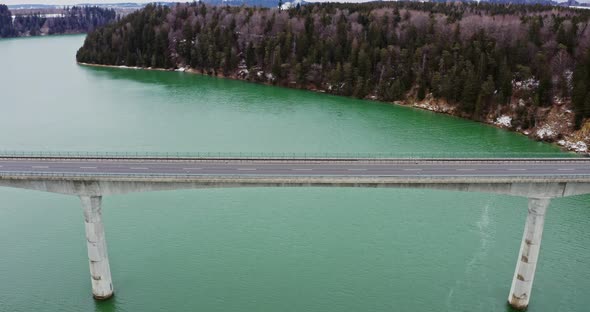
[237,69,249,79]
[536,126,556,140]
[495,115,512,128]
[558,140,588,153]
[411,94,454,114]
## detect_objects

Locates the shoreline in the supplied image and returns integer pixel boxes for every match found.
[0,32,87,41]
[77,62,588,156]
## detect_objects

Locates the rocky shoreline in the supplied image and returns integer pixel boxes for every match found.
[405,94,589,155]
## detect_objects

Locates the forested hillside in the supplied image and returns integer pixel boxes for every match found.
[0,5,117,37]
[77,2,590,153]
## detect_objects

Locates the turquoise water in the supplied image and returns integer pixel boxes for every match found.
[0,35,588,312]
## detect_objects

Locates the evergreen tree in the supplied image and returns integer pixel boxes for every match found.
[0,5,16,38]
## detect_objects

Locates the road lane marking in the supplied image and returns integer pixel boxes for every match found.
[129,167,149,170]
[508,168,526,171]
[558,168,575,171]
[80,166,97,169]
[31,166,49,169]
[237,168,257,171]
[403,169,422,171]
[456,168,475,171]
[292,168,312,171]
[183,168,202,170]
[348,168,367,171]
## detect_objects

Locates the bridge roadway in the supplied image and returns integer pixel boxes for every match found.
[0,157,589,177]
[1,156,590,310]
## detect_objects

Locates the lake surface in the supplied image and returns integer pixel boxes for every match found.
[0,35,588,312]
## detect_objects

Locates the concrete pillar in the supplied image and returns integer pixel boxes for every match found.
[80,195,114,300]
[508,197,550,310]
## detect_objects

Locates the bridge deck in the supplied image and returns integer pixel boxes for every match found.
[0,157,588,179]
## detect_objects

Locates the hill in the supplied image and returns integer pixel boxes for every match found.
[76,2,590,153]
[0,4,117,37]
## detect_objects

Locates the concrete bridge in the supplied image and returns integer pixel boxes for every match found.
[1,155,590,310]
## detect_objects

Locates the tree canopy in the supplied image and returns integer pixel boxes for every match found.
[0,5,117,38]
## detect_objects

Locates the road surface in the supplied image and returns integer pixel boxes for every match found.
[0,157,588,177]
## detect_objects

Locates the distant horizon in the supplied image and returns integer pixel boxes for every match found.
[3,0,363,6]
[1,0,588,7]
[4,1,154,5]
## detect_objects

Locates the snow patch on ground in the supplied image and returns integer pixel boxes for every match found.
[512,78,539,91]
[117,65,140,69]
[536,126,556,139]
[558,140,588,153]
[495,115,512,128]
[237,68,249,79]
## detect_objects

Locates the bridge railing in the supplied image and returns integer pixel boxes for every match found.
[1,170,590,181]
[0,150,581,160]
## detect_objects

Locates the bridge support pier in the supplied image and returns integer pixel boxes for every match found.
[508,197,550,310]
[80,195,114,300]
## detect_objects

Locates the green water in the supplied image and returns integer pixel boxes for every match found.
[0,35,588,312]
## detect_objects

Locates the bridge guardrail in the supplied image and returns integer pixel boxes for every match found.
[1,171,590,182]
[0,150,584,160]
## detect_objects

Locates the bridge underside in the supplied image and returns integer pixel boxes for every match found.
[0,176,589,198]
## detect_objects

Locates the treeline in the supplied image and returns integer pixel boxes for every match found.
[76,2,590,128]
[0,5,117,37]
[0,5,16,37]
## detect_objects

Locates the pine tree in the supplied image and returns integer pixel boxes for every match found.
[0,5,16,37]
[461,67,480,114]
[573,80,587,128]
